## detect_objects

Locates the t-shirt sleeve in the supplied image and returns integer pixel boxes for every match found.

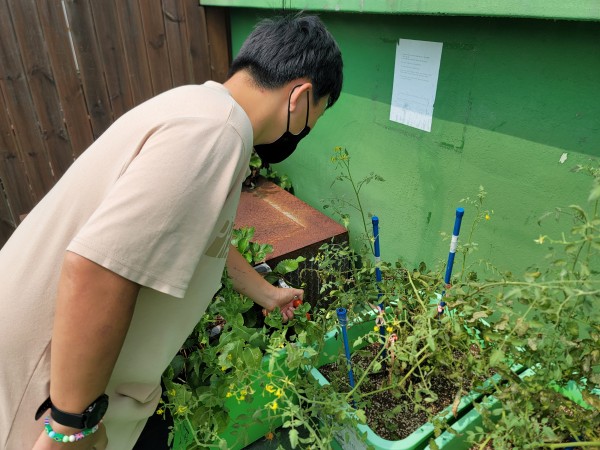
[67,117,248,298]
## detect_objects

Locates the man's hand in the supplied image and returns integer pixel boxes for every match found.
[226,245,304,322]
[32,422,107,450]
[263,286,304,322]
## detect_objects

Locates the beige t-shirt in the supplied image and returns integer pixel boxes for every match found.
[0,81,252,449]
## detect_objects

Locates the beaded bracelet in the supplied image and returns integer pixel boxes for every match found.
[44,417,100,443]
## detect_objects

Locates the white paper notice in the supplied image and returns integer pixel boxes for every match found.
[390,39,443,132]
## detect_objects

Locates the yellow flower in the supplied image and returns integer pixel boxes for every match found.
[485,214,490,220]
[265,384,276,394]
[156,409,164,415]
[226,392,232,398]
[534,235,546,244]
[176,406,188,415]
[275,388,283,398]
[373,325,379,331]
[266,372,273,378]
[168,389,176,397]
[227,354,232,360]
[269,401,278,411]
[240,389,247,396]
[238,395,246,401]
[386,326,393,333]
[221,366,227,372]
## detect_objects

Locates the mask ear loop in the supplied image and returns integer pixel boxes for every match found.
[285,88,294,132]
[304,91,310,127]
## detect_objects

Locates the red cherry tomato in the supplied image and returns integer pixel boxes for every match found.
[293,299,303,308]
[306,312,311,320]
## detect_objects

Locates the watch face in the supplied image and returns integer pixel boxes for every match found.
[84,394,109,428]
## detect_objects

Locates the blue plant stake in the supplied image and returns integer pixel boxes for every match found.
[337,308,356,407]
[372,216,387,361]
[438,207,465,318]
[372,216,384,303]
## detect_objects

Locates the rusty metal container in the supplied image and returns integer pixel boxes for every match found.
[234,177,348,306]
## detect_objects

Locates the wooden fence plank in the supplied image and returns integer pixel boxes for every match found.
[0,89,34,221]
[0,184,15,244]
[63,0,112,138]
[0,0,57,200]
[205,7,231,82]
[114,0,154,105]
[89,0,135,120]
[36,0,94,158]
[8,0,75,178]
[163,0,195,87]
[183,2,212,83]
[139,0,173,95]
[0,137,16,243]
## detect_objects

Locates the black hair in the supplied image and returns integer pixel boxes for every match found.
[228,14,343,109]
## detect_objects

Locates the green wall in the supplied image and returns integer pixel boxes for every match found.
[230,10,600,275]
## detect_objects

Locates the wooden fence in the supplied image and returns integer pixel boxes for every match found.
[0,0,231,247]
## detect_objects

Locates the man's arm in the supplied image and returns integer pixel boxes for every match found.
[226,244,302,321]
[42,251,139,441]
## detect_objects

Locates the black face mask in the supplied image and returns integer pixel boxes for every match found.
[254,88,311,164]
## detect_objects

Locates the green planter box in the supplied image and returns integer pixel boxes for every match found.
[425,374,600,449]
[171,347,299,450]
[312,362,483,450]
[314,316,598,450]
[220,349,301,450]
[215,309,390,449]
[310,315,522,450]
[189,320,347,450]
[424,368,535,450]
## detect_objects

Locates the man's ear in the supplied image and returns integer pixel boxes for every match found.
[288,82,312,112]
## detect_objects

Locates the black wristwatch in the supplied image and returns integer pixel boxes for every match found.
[35,394,109,429]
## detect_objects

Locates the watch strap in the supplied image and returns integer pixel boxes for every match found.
[50,402,89,429]
[34,396,52,421]
[34,394,108,429]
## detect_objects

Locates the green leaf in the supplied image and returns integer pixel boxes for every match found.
[288,429,299,449]
[527,338,538,351]
[569,204,588,221]
[490,348,505,366]
[589,183,600,201]
[355,409,367,423]
[468,311,489,322]
[274,257,306,275]
[241,347,263,371]
[372,361,382,373]
[427,336,436,352]
[238,237,249,253]
[169,354,186,378]
[428,438,440,450]
[582,391,600,410]
[514,318,529,336]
